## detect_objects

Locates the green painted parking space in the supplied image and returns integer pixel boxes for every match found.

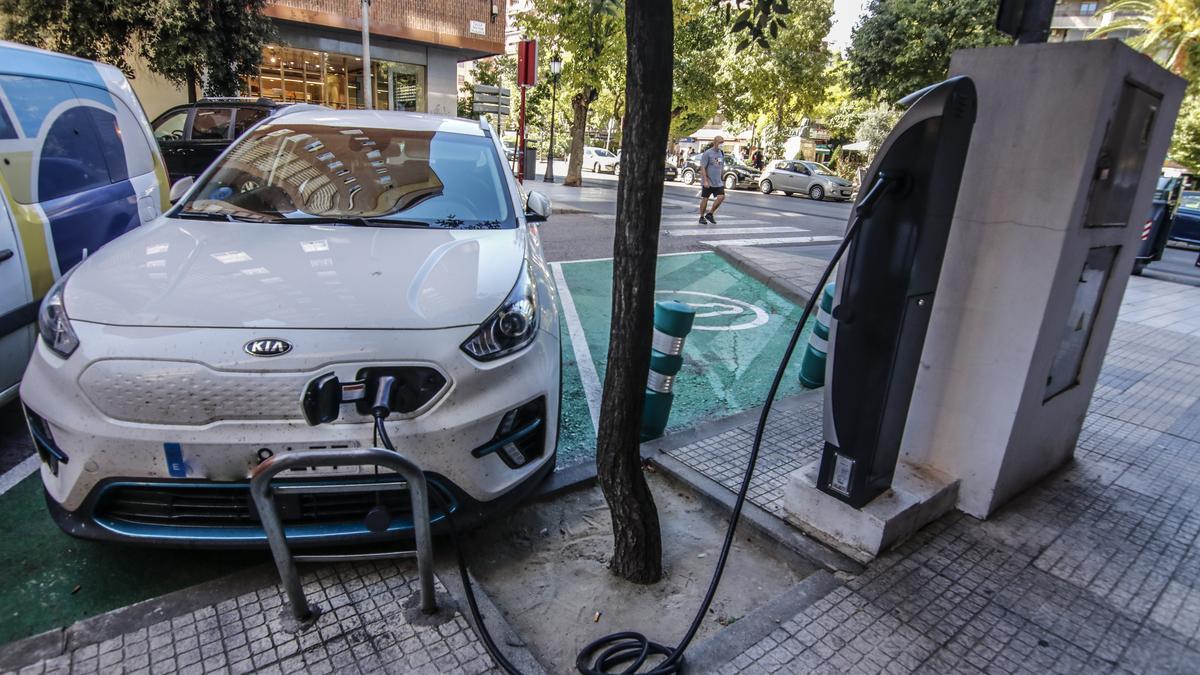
[0,474,264,645]
[554,251,814,467]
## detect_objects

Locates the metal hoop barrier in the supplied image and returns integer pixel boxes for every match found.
[249,448,438,629]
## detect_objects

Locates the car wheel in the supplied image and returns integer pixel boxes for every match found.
[759,180,773,194]
[592,162,601,173]
[614,163,620,176]
[809,185,825,201]
[682,169,695,185]
[724,174,736,190]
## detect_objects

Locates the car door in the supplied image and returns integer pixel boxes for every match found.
[151,108,190,184]
[0,184,33,397]
[768,160,793,191]
[185,106,234,178]
[792,162,814,191]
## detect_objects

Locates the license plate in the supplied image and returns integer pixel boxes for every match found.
[252,442,380,477]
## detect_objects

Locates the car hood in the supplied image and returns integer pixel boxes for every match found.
[65,218,526,330]
[823,176,851,187]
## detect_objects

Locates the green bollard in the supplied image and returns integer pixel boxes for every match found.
[642,300,696,441]
[798,283,836,389]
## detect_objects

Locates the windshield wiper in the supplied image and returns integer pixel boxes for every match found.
[263,216,433,229]
[175,211,268,223]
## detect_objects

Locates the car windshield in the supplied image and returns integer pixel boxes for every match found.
[804,162,835,176]
[176,123,515,229]
[1180,191,1200,209]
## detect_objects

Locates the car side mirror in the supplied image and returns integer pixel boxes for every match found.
[169,176,195,203]
[525,190,551,223]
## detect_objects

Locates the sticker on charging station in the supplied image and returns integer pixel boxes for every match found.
[655,290,769,331]
[830,454,854,496]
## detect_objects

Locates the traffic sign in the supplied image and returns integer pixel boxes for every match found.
[473,92,511,105]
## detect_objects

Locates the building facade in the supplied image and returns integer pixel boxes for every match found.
[133,0,504,118]
[1049,0,1135,42]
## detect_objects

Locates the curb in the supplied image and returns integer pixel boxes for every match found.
[713,245,816,308]
[551,205,592,215]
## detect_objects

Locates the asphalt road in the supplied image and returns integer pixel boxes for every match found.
[536,172,854,262]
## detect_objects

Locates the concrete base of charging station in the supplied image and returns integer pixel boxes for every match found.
[782,460,959,564]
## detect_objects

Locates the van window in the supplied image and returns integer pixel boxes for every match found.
[153,110,187,142]
[86,106,130,183]
[0,104,16,140]
[103,93,157,179]
[191,108,232,140]
[39,106,113,201]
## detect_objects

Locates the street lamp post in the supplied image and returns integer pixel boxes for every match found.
[543,54,563,183]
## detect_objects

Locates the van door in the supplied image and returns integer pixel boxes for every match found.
[0,188,34,397]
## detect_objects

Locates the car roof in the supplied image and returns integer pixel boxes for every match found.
[264,109,489,136]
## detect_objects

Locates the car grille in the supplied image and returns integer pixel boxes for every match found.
[78,360,446,425]
[94,478,448,528]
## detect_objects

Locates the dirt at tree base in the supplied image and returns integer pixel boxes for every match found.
[462,472,817,673]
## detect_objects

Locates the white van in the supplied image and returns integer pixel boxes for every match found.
[0,41,169,404]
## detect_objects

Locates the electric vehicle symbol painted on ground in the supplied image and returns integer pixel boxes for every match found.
[19,110,561,547]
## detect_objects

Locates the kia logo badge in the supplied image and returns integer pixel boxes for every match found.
[244,338,292,357]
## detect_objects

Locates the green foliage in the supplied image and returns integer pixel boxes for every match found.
[846,0,1007,103]
[139,0,275,96]
[0,0,144,74]
[717,0,833,153]
[670,0,725,140]
[0,0,273,96]
[854,103,900,159]
[1169,90,1200,170]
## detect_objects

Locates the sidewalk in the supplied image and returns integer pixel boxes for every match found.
[653,249,1200,673]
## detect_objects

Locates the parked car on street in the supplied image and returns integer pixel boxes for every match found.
[612,151,677,181]
[678,153,760,190]
[21,110,561,547]
[759,160,854,201]
[0,41,168,406]
[1169,190,1200,245]
[150,97,292,184]
[584,146,619,173]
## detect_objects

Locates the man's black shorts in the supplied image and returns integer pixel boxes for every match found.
[702,186,725,198]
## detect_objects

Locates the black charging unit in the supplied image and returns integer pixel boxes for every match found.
[817,76,978,509]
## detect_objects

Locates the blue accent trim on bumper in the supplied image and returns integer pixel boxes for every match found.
[90,478,458,543]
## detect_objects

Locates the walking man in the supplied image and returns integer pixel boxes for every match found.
[699,135,725,224]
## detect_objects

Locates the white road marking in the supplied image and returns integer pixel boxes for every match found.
[666,226,807,237]
[654,290,770,331]
[700,235,843,247]
[551,262,602,433]
[0,454,39,497]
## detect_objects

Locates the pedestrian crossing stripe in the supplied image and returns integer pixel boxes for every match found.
[666,226,807,236]
[699,235,843,247]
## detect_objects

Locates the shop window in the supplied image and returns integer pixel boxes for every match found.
[1079,1,1098,15]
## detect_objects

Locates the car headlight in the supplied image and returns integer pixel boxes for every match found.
[461,264,539,361]
[38,277,79,359]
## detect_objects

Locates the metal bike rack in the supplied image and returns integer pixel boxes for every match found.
[249,448,438,629]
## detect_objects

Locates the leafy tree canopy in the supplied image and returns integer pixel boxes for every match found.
[846,0,1007,104]
[0,0,274,97]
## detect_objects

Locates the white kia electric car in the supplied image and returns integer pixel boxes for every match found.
[20,110,561,547]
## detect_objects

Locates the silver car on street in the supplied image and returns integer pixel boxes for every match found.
[758,160,854,201]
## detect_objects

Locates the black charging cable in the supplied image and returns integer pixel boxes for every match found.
[372,173,898,675]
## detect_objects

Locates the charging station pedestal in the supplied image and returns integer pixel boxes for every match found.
[784,40,1183,561]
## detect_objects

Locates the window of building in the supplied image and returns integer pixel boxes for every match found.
[245,46,427,112]
[1080,1,1098,16]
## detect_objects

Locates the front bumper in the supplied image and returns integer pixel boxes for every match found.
[21,320,560,545]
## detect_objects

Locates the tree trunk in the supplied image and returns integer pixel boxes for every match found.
[595,0,673,584]
[186,65,199,103]
[563,88,595,187]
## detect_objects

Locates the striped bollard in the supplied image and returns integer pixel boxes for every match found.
[641,300,696,441]
[798,283,836,389]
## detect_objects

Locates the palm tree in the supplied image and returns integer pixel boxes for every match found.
[1091,0,1200,74]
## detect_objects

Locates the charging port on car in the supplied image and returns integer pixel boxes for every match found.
[301,367,447,425]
